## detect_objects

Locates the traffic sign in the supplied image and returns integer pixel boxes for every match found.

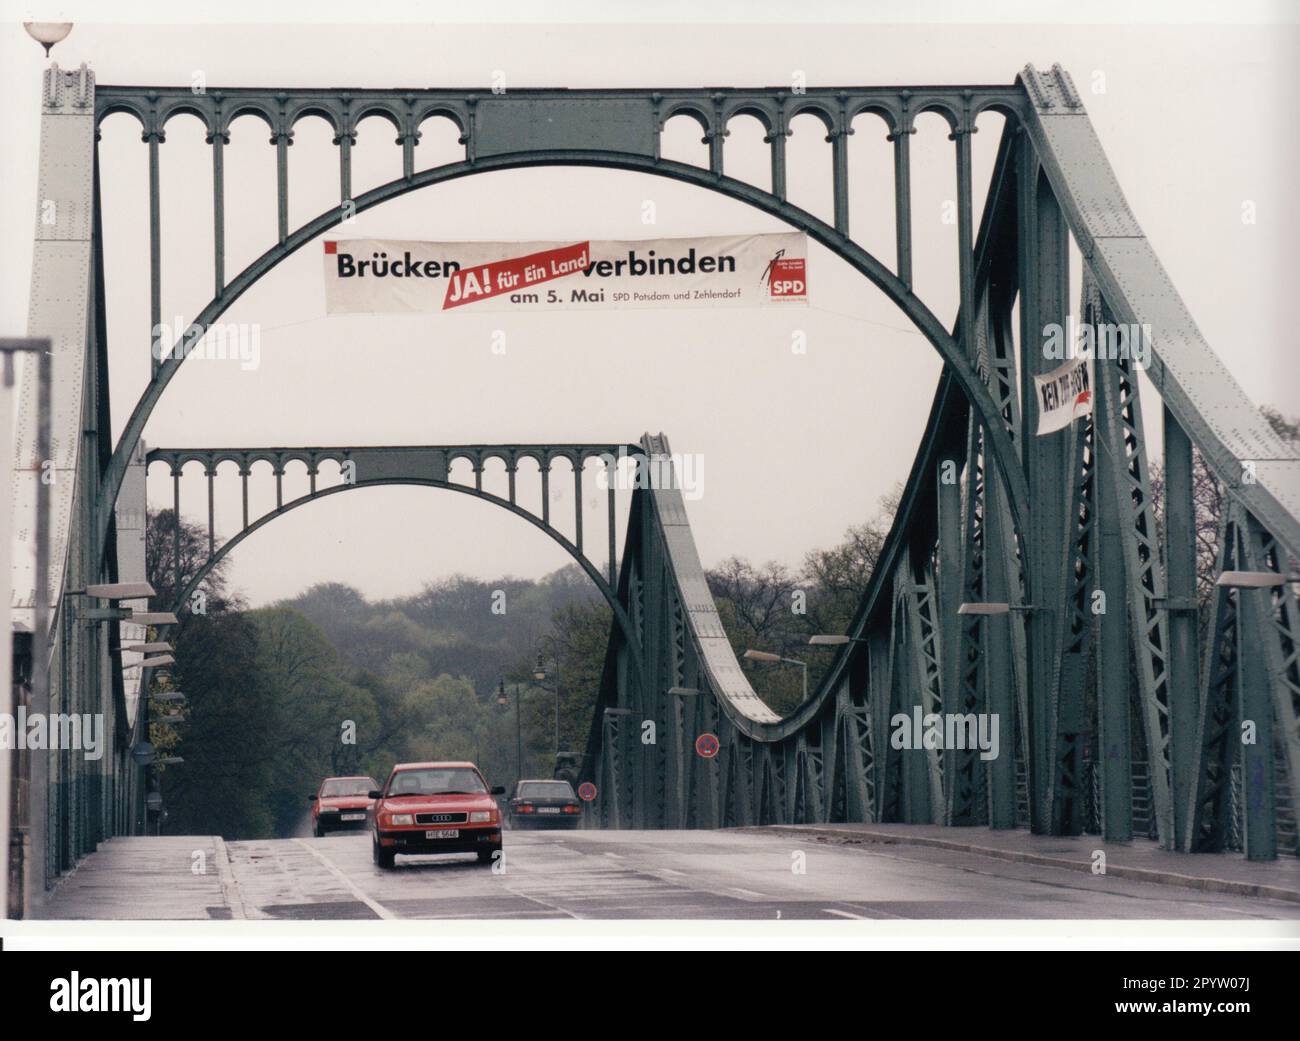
[695,732,720,759]
[577,781,598,802]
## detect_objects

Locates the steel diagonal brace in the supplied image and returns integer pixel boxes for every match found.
[1185,506,1243,851]
[1094,349,1176,848]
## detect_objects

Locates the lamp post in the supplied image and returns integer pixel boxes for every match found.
[532,652,562,763]
[496,678,520,789]
[742,648,808,703]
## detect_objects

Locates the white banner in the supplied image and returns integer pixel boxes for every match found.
[322,233,807,314]
[1034,355,1094,435]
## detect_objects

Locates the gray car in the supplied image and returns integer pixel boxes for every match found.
[507,779,583,829]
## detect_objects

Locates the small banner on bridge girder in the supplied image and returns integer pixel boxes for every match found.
[1033,354,1093,435]
[321,233,807,313]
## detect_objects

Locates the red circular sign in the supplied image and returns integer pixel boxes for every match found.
[695,733,720,759]
[577,781,598,802]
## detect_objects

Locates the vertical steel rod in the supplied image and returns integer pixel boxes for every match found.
[210,131,226,296]
[172,470,181,598]
[831,128,850,236]
[1163,406,1199,849]
[891,127,913,288]
[607,481,617,588]
[147,131,162,377]
[338,133,353,202]
[574,465,584,554]
[954,126,976,354]
[206,468,215,556]
[768,126,787,201]
[275,131,289,244]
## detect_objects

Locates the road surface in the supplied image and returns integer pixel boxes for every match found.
[170,829,1298,921]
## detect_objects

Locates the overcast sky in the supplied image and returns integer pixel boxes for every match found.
[2,3,1297,607]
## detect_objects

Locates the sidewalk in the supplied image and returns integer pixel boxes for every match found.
[39,836,235,919]
[749,823,1300,904]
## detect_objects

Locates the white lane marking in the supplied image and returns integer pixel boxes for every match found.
[658,868,687,877]
[729,887,770,899]
[293,838,395,920]
[823,908,867,919]
[604,852,625,859]
[503,887,585,919]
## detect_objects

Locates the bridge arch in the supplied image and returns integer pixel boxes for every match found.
[96,146,1031,568]
[147,449,644,671]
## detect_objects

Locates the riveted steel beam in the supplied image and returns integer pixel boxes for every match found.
[1093,334,1176,849]
[1016,138,1071,834]
[1164,407,1200,849]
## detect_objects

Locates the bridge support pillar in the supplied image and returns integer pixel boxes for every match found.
[1093,365,1134,841]
[1238,515,1279,860]
[1163,408,1200,849]
[1016,141,1071,834]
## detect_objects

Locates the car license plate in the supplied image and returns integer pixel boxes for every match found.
[341,813,365,821]
[538,807,560,814]
[426,829,459,839]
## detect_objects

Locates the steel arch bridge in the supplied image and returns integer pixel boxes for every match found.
[11,62,1299,904]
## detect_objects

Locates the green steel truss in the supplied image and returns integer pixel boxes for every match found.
[20,62,1300,902]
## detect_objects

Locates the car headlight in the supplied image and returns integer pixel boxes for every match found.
[388,814,414,826]
[469,811,495,823]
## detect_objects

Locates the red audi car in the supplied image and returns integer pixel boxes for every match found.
[309,775,378,836]
[370,761,505,868]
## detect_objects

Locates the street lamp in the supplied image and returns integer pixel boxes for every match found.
[497,678,522,789]
[133,611,179,625]
[531,652,562,762]
[1216,570,1298,589]
[743,648,808,702]
[23,22,73,57]
[807,634,868,646]
[957,602,1036,615]
[85,582,155,599]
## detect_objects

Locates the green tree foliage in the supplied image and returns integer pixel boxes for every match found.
[514,598,613,776]
[156,608,277,838]
[707,492,898,715]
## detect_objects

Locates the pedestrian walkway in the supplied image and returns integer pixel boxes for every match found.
[752,823,1300,903]
[39,836,233,919]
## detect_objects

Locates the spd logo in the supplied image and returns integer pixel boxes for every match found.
[768,257,806,300]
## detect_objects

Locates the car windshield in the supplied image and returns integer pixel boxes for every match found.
[517,781,575,799]
[320,778,376,797]
[385,768,487,797]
